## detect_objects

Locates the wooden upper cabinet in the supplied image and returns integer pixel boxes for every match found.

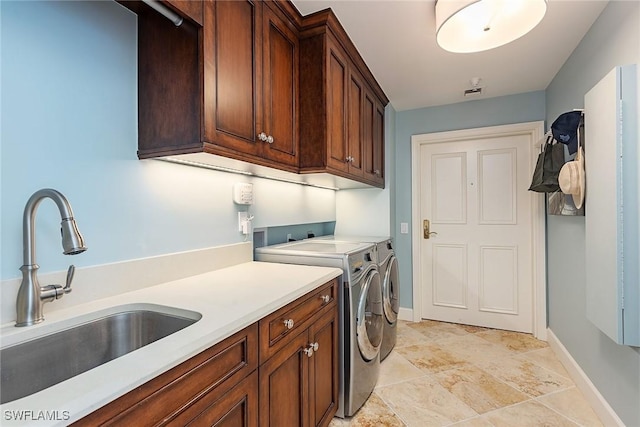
[203,0,262,158]
[326,38,349,173]
[134,0,299,173]
[202,0,299,170]
[363,88,385,186]
[299,9,389,188]
[347,66,365,178]
[261,3,299,168]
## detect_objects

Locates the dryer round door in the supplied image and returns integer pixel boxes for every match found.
[356,267,383,361]
[383,255,399,324]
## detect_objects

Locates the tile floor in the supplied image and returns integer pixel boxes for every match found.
[330,320,603,427]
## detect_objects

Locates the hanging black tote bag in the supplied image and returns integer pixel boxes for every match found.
[529,136,565,193]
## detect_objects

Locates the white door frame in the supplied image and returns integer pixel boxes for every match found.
[411,121,547,340]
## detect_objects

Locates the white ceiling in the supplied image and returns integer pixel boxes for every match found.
[291,0,609,111]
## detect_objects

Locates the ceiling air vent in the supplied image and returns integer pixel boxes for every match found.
[464,87,483,97]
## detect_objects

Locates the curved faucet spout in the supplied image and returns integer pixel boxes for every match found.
[16,188,87,327]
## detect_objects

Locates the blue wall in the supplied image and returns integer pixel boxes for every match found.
[393,91,546,308]
[545,2,640,425]
[0,1,336,281]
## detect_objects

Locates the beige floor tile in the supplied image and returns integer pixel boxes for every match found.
[518,347,570,378]
[406,320,470,341]
[474,356,574,398]
[376,375,478,426]
[432,333,514,367]
[376,351,427,388]
[475,329,548,353]
[455,324,493,334]
[433,365,529,414]
[329,392,406,427]
[538,387,604,427]
[395,342,469,374]
[482,400,579,426]
[396,321,431,348]
[449,417,495,427]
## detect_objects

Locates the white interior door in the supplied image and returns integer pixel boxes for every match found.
[419,133,534,333]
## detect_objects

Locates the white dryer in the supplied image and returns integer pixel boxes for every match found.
[315,236,399,360]
[255,240,383,418]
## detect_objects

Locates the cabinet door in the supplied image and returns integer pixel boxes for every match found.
[308,309,339,427]
[372,99,385,185]
[363,88,385,186]
[203,0,262,156]
[259,331,310,427]
[362,89,376,182]
[261,4,299,167]
[325,37,349,173]
[347,68,364,177]
[184,371,258,427]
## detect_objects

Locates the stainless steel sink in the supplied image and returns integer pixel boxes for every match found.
[0,309,200,404]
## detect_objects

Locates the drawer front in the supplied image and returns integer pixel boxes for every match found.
[259,279,337,362]
[74,324,258,427]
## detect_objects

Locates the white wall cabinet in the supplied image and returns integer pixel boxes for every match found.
[585,64,639,346]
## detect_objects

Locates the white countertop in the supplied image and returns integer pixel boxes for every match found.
[0,261,342,426]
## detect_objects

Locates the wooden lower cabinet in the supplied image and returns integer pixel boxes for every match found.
[76,280,338,427]
[259,308,338,427]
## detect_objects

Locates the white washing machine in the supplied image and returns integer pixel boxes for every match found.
[255,240,383,418]
[315,236,399,361]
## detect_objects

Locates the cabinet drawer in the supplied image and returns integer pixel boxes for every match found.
[74,324,258,426]
[259,279,338,362]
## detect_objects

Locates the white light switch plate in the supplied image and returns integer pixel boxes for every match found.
[400,222,409,234]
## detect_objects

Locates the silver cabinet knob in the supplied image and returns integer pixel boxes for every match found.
[374,169,380,175]
[266,135,274,144]
[311,342,319,351]
[283,319,294,329]
[320,295,331,303]
[258,132,267,141]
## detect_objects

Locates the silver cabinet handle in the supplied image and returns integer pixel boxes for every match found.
[258,132,274,144]
[374,169,380,175]
[320,295,331,303]
[283,319,294,329]
[303,342,318,357]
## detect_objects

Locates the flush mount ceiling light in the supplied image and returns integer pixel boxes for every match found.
[435,0,547,53]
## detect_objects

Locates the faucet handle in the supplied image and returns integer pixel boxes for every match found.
[63,265,75,294]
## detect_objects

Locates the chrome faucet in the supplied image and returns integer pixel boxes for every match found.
[15,189,87,327]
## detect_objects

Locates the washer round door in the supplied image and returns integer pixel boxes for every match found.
[382,255,400,324]
[356,267,383,361]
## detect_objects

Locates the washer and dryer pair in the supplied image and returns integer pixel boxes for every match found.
[254,236,399,418]
[317,236,399,361]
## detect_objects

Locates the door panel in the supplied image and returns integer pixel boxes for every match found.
[431,153,467,224]
[259,331,308,427]
[262,5,298,166]
[347,69,364,176]
[326,40,348,172]
[204,0,261,153]
[420,134,533,332]
[432,244,468,309]
[479,246,518,314]
[308,309,338,427]
[478,149,517,224]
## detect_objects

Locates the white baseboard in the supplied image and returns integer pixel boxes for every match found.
[398,307,414,322]
[547,328,624,427]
